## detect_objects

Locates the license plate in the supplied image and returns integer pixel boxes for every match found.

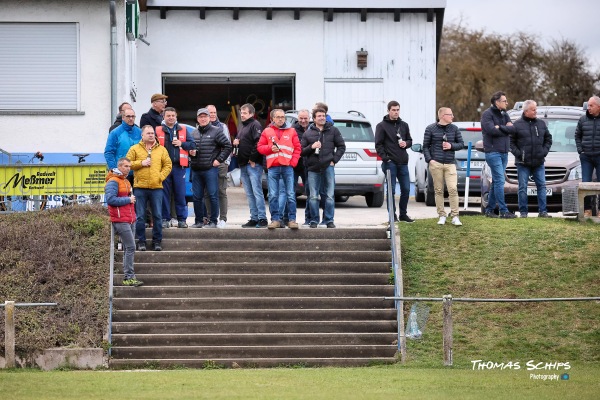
[461,161,485,169]
[527,188,552,196]
[341,152,357,161]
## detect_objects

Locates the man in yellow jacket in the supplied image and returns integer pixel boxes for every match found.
[127,125,172,251]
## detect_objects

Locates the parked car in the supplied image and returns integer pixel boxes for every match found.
[479,104,587,213]
[266,110,385,207]
[412,121,484,206]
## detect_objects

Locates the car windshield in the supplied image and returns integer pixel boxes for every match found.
[545,118,578,152]
[333,121,374,142]
[459,129,482,145]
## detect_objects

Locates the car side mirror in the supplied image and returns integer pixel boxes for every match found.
[411,143,422,153]
[475,140,484,152]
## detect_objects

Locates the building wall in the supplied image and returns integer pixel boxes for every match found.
[0,0,124,155]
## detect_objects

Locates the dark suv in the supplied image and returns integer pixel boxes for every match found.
[479,104,586,213]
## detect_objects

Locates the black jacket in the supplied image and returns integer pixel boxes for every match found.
[293,122,309,172]
[509,115,552,167]
[301,122,346,172]
[374,115,413,165]
[140,108,163,130]
[481,105,512,153]
[575,110,600,156]
[423,123,464,164]
[109,114,122,133]
[189,124,232,171]
[237,118,263,167]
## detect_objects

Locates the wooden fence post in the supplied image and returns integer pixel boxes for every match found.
[4,301,15,368]
[443,295,453,366]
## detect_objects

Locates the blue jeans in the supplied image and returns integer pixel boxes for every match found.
[517,164,547,214]
[240,163,267,221]
[485,152,509,213]
[381,161,410,217]
[268,165,296,222]
[162,165,188,222]
[580,153,600,209]
[113,222,136,279]
[134,188,163,244]
[192,167,219,224]
[307,165,335,224]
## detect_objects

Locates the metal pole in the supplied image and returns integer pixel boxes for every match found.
[4,301,15,368]
[463,142,472,210]
[108,225,115,357]
[442,295,453,366]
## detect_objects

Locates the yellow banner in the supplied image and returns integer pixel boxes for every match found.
[0,164,107,196]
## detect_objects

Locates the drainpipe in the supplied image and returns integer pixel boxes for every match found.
[109,0,117,124]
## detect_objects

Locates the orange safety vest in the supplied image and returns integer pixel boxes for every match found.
[264,127,296,168]
[156,125,189,167]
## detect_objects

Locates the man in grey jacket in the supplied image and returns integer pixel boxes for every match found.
[423,107,464,226]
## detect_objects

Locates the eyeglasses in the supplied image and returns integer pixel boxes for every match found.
[154,99,167,104]
[124,115,136,118]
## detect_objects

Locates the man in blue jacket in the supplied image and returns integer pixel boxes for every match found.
[104,109,142,184]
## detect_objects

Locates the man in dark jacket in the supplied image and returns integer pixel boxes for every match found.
[509,100,553,218]
[481,91,516,219]
[575,95,600,217]
[233,103,268,228]
[423,107,464,226]
[189,108,232,228]
[289,109,311,224]
[301,108,346,228]
[109,102,132,133]
[140,93,167,130]
[374,100,414,223]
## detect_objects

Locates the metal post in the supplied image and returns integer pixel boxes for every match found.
[4,301,15,368]
[463,142,472,210]
[442,295,453,366]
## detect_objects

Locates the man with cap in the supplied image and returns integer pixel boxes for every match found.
[140,93,168,130]
[188,108,232,228]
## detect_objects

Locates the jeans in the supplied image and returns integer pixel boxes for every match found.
[485,152,509,213]
[429,161,459,217]
[192,167,219,224]
[162,165,188,222]
[240,163,267,221]
[204,162,229,221]
[580,153,600,209]
[516,164,547,214]
[307,165,335,224]
[134,188,163,244]
[268,165,296,222]
[381,161,410,217]
[113,222,136,279]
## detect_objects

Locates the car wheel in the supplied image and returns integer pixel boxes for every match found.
[335,195,349,203]
[415,173,425,202]
[365,191,384,208]
[425,181,435,206]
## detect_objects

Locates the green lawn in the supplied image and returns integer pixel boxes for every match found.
[1,365,598,400]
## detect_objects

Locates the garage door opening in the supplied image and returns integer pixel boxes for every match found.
[162,74,295,135]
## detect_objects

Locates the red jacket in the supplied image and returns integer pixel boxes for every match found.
[257,124,301,168]
[105,170,136,224]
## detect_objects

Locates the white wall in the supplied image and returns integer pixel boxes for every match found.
[0,0,123,154]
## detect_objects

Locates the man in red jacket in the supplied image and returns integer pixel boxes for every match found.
[105,157,143,287]
[257,109,301,229]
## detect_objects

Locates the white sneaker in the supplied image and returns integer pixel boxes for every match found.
[451,216,462,226]
[217,220,227,229]
[437,216,446,225]
[170,218,178,227]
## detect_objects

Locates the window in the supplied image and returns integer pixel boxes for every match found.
[0,23,79,112]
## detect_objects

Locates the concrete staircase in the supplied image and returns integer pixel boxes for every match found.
[109,228,398,368]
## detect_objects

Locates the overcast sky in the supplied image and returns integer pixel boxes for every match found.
[444,0,599,69]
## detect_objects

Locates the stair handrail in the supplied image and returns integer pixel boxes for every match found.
[385,169,406,362]
[107,225,115,357]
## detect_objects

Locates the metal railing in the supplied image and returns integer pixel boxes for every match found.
[107,227,115,357]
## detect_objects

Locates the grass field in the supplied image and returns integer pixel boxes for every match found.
[0,365,598,400]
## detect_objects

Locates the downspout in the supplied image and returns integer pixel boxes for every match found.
[110,0,117,124]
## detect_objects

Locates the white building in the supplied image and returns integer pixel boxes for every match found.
[0,0,446,176]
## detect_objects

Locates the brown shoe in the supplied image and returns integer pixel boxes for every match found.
[288,220,299,229]
[268,220,281,229]
[584,209,592,218]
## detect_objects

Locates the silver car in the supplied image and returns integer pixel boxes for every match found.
[285,110,385,207]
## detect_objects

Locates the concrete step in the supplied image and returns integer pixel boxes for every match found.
[113,297,396,310]
[110,344,397,359]
[131,262,391,275]
[156,228,387,240]
[131,238,391,252]
[112,309,397,323]
[108,357,397,368]
[112,332,397,346]
[129,250,391,263]
[112,321,397,334]
[113,285,395,298]
[115,273,391,286]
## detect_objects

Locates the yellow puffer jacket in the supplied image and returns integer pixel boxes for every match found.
[126,140,172,189]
